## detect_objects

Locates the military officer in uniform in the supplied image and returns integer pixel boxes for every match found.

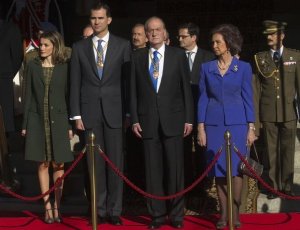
[253,20,300,199]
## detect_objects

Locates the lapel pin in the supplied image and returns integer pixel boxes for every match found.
[233,65,238,72]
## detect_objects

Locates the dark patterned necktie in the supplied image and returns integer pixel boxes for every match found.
[273,51,280,67]
[97,39,104,79]
[149,50,159,91]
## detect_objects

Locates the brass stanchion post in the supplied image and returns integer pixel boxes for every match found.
[88,132,97,230]
[224,130,234,230]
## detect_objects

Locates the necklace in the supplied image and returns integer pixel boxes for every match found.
[217,61,230,70]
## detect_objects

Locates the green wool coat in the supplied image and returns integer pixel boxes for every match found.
[22,58,73,163]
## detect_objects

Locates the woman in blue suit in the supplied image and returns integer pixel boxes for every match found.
[197,24,256,229]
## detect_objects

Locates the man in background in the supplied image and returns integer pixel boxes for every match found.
[177,22,214,192]
[254,20,300,199]
[131,23,148,50]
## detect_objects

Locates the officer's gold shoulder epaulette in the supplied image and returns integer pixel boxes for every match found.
[254,51,277,78]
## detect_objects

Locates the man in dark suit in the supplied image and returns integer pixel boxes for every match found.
[177,22,214,189]
[0,5,23,189]
[0,13,23,133]
[70,2,131,225]
[254,20,300,199]
[130,16,193,229]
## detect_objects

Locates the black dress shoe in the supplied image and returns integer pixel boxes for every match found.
[89,216,106,225]
[267,193,278,199]
[171,221,183,229]
[148,220,163,229]
[283,190,295,196]
[98,216,107,224]
[109,216,123,225]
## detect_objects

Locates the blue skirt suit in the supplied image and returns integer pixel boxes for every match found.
[198,57,255,177]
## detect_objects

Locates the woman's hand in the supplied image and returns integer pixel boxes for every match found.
[247,127,257,146]
[197,123,206,147]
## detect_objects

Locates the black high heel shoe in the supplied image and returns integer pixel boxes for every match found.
[44,209,54,224]
[53,208,63,223]
[235,220,241,228]
[216,220,227,229]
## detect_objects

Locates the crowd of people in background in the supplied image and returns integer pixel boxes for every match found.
[1,1,300,229]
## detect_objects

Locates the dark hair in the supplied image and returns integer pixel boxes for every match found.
[178,22,199,41]
[210,24,243,55]
[39,31,68,64]
[91,1,111,17]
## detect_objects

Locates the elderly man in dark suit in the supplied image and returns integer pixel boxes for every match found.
[177,22,214,189]
[254,20,300,199]
[70,2,131,225]
[130,16,193,229]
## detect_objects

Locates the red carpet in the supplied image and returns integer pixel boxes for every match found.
[1,212,300,229]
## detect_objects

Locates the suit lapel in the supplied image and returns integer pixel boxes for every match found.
[85,38,99,78]
[141,48,155,91]
[191,50,202,83]
[33,58,45,86]
[158,46,172,93]
[101,34,118,83]
[266,51,277,69]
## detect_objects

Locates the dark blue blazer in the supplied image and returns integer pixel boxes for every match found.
[197,57,255,125]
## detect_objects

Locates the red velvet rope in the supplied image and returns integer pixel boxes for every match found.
[233,145,300,200]
[96,144,223,200]
[0,149,86,201]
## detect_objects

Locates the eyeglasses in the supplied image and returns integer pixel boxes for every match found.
[177,35,191,40]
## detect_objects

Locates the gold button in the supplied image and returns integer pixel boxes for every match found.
[51,121,54,124]
[277,87,279,89]
[277,95,280,99]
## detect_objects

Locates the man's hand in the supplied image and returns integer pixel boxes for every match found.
[132,123,142,138]
[75,119,85,130]
[21,129,26,136]
[183,123,193,137]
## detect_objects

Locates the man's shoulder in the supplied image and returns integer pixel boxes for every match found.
[25,49,39,63]
[197,48,215,60]
[166,46,185,56]
[72,38,89,49]
[284,47,300,57]
[254,50,269,58]
[132,47,147,59]
[197,48,213,55]
[110,33,130,44]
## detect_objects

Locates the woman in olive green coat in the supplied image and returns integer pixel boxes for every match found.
[22,31,73,224]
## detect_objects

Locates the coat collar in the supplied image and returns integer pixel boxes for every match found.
[208,56,240,75]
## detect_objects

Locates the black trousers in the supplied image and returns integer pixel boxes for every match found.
[85,105,123,217]
[143,129,184,222]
